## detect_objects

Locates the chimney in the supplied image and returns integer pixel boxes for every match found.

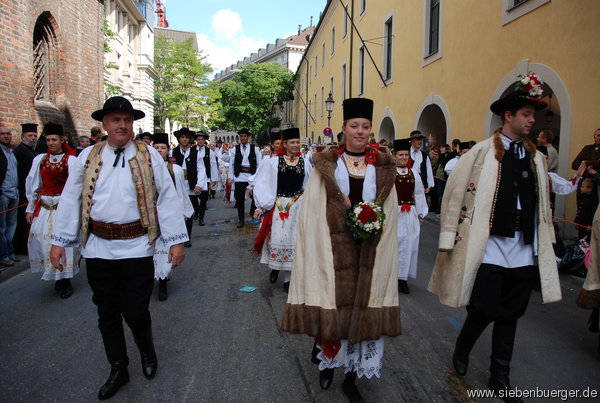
[298,25,301,35]
[310,16,313,26]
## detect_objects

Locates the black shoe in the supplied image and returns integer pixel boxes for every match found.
[398,280,410,294]
[342,372,364,403]
[98,361,129,400]
[236,222,244,228]
[488,374,523,403]
[193,212,199,221]
[269,270,279,284]
[133,329,158,379]
[54,280,62,291]
[158,279,168,302]
[184,241,192,248]
[319,368,334,390]
[60,279,73,299]
[198,219,205,226]
[311,344,321,364]
[452,351,468,376]
[283,281,290,293]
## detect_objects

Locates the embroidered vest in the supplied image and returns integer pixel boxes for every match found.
[81,141,159,247]
[395,169,415,206]
[40,154,69,195]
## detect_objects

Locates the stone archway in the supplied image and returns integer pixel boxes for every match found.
[414,94,451,146]
[376,107,397,145]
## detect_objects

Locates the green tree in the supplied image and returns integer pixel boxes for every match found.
[103,19,120,99]
[217,63,294,139]
[154,36,219,131]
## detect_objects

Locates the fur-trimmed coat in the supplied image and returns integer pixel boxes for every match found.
[427,130,561,307]
[576,205,600,309]
[281,150,400,343]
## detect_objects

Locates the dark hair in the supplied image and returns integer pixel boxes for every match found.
[452,139,461,147]
[90,126,102,136]
[538,129,554,143]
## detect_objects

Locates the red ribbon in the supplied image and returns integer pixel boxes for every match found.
[279,211,290,220]
[407,158,414,169]
[316,338,341,360]
[251,207,274,256]
[400,203,412,212]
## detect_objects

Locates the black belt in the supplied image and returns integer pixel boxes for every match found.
[240,166,252,173]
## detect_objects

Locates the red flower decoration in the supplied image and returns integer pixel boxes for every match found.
[279,212,290,220]
[357,204,377,223]
[365,145,379,165]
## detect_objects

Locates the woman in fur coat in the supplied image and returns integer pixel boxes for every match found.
[281,98,400,402]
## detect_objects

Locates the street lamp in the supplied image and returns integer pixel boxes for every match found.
[325,92,335,128]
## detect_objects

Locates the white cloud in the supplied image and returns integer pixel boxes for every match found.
[195,9,267,75]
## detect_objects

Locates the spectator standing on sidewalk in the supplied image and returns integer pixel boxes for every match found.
[13,123,38,255]
[0,125,19,268]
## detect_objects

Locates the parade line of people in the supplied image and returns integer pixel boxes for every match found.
[0,71,598,402]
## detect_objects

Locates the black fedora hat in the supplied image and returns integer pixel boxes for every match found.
[490,73,547,116]
[174,127,195,138]
[139,131,152,140]
[92,96,145,121]
[409,130,425,140]
[195,131,209,140]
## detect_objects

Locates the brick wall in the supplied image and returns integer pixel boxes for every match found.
[0,0,104,144]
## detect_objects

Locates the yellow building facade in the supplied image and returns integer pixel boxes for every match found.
[293,0,600,222]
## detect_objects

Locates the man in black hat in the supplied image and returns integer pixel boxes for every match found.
[194,131,217,226]
[444,141,473,177]
[428,74,560,402]
[408,130,434,197]
[50,96,188,400]
[224,129,262,228]
[139,132,153,146]
[170,127,206,245]
[13,123,38,255]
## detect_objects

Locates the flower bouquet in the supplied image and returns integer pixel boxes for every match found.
[516,73,544,98]
[347,201,386,240]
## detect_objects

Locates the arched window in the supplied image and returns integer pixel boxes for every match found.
[33,13,57,101]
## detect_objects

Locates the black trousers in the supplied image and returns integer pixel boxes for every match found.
[86,257,155,364]
[234,182,256,221]
[198,190,209,220]
[185,195,199,237]
[464,263,537,373]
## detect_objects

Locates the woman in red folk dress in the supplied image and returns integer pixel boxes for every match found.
[26,123,79,298]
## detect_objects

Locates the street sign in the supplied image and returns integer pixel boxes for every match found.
[323,127,333,137]
[300,136,309,145]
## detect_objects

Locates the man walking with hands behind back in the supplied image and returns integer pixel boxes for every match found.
[50,96,188,400]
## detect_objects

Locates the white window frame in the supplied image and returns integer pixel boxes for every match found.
[422,0,443,66]
[321,86,325,118]
[343,3,349,38]
[502,0,550,25]
[360,0,367,15]
[322,43,325,66]
[331,27,335,55]
[341,63,347,101]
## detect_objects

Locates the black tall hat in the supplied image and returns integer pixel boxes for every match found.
[91,96,145,121]
[153,133,169,145]
[195,131,209,140]
[42,122,63,136]
[342,98,373,121]
[282,128,300,141]
[393,138,411,152]
[174,127,195,138]
[458,141,472,151]
[21,123,38,134]
[270,131,282,144]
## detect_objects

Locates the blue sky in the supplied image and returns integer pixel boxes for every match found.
[161,0,327,73]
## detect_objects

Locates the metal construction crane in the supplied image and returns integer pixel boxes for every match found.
[155,0,169,28]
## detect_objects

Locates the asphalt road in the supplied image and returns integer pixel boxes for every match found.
[1,193,599,403]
